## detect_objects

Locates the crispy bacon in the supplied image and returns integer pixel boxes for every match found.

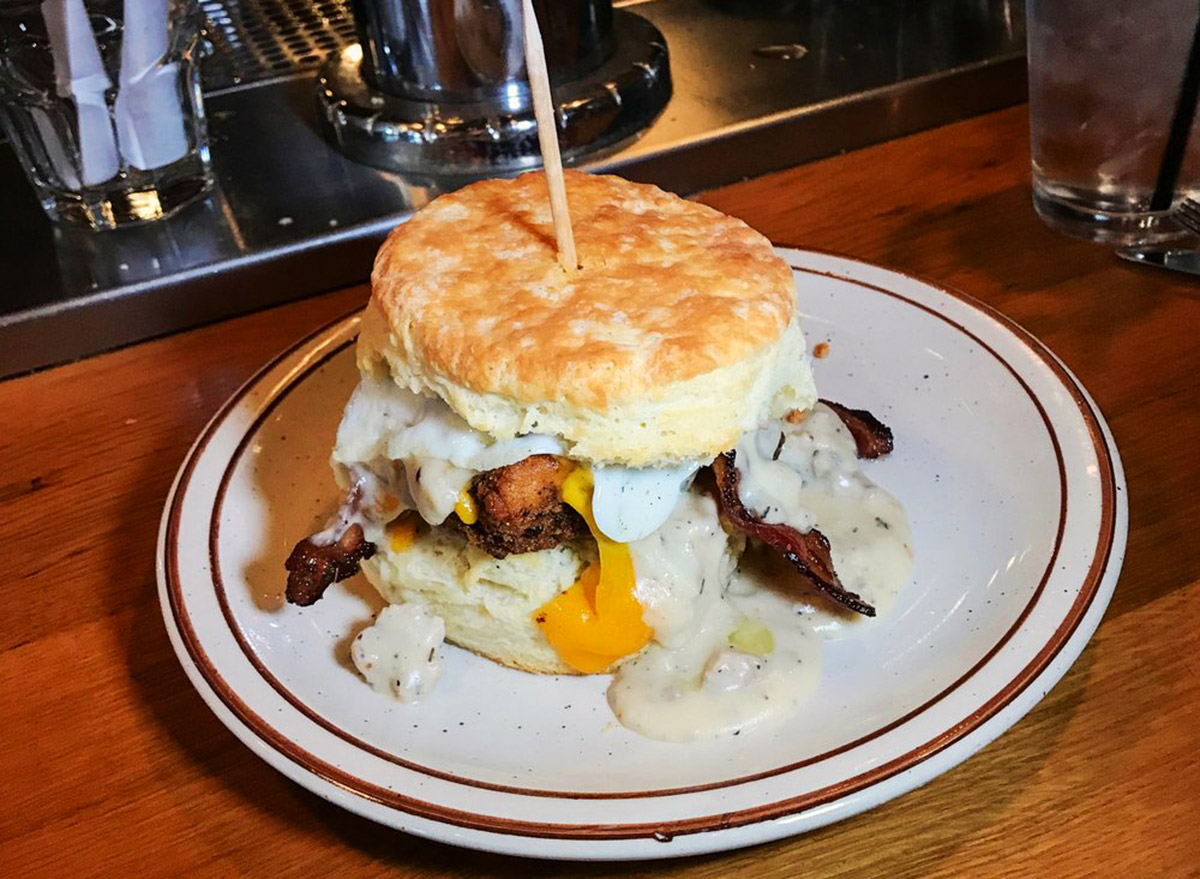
[284,523,376,606]
[820,399,893,459]
[711,452,876,617]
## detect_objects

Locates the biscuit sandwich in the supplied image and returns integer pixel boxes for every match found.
[284,170,904,698]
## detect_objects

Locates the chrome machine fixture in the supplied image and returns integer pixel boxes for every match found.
[0,0,1029,379]
[318,0,671,174]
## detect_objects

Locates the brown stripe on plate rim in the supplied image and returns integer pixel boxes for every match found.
[206,284,1068,798]
[162,261,1117,838]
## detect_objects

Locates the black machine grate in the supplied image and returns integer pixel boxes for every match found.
[200,0,357,92]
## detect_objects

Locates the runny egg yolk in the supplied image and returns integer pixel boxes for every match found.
[454,488,478,524]
[386,510,423,553]
[533,466,653,673]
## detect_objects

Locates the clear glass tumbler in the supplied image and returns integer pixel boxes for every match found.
[1027,0,1200,244]
[0,0,212,230]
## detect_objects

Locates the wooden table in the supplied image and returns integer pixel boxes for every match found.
[4,106,1198,877]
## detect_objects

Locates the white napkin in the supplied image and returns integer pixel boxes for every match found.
[41,0,120,186]
[113,0,188,170]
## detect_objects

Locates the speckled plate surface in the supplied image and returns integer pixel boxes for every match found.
[157,248,1127,860]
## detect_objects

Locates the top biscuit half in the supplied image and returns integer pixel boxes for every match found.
[358,171,817,467]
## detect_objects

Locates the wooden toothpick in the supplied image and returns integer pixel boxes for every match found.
[522,0,578,273]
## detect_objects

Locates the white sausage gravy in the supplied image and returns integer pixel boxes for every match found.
[350,402,912,740]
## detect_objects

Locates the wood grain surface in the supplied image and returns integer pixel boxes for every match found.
[3,106,1199,878]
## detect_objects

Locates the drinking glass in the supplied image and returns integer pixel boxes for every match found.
[0,0,212,230]
[1027,0,1200,244]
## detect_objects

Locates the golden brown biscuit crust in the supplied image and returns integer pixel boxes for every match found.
[370,171,795,410]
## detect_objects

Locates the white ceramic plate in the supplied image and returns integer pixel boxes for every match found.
[157,249,1127,860]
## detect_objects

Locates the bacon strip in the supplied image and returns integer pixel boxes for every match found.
[284,523,376,606]
[712,452,876,617]
[820,399,893,459]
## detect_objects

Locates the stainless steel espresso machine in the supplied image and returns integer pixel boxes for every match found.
[318,0,671,174]
[0,0,1028,379]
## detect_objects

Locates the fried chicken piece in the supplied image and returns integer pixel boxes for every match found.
[451,454,587,557]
